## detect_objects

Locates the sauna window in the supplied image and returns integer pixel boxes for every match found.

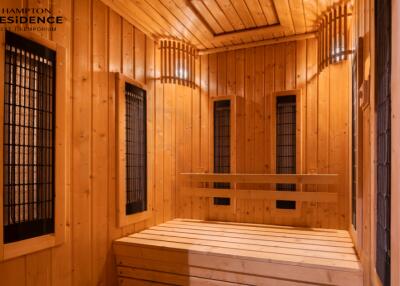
[125,83,147,215]
[213,100,230,206]
[116,74,149,227]
[276,96,296,210]
[375,0,391,282]
[3,31,56,243]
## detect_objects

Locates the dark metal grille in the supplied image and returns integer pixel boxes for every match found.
[213,100,230,206]
[276,96,296,209]
[375,0,391,283]
[3,31,56,243]
[125,83,147,215]
[351,59,357,229]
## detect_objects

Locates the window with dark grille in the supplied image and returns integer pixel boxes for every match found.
[125,83,147,215]
[213,100,230,206]
[276,96,296,210]
[375,0,391,284]
[3,31,56,243]
[351,59,357,229]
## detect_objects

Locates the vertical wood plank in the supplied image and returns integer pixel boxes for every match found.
[217,52,227,97]
[146,37,156,227]
[92,1,109,285]
[263,45,275,224]
[235,49,245,222]
[0,257,26,285]
[191,57,202,218]
[155,49,164,225]
[253,46,265,223]
[122,19,134,78]
[26,250,51,286]
[72,0,92,284]
[51,0,73,284]
[134,29,146,83]
[209,53,217,98]
[285,42,297,90]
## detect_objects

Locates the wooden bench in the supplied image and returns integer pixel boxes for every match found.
[114,219,363,286]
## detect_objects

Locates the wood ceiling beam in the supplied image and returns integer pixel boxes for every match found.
[199,32,316,55]
[211,25,285,44]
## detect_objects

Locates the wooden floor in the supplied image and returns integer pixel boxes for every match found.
[113,219,363,286]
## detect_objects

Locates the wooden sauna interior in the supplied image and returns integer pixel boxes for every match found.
[0,0,398,285]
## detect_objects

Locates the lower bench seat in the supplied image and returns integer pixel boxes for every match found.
[113,219,363,286]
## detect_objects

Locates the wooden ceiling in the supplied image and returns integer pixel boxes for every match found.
[102,0,338,53]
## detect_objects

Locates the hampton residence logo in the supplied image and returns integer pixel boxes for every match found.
[0,7,64,32]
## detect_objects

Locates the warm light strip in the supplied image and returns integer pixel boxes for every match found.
[317,2,352,72]
[160,39,197,88]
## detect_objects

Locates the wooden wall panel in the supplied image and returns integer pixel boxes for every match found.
[180,40,350,229]
[0,0,172,285]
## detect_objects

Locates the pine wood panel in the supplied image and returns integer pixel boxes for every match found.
[0,0,170,285]
[180,40,350,229]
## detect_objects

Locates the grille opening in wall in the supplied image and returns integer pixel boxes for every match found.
[276,96,297,210]
[125,82,147,215]
[213,100,231,206]
[3,31,56,243]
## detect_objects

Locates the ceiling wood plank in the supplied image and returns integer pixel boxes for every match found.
[100,0,161,38]
[215,0,246,30]
[230,0,256,28]
[259,0,279,25]
[132,0,202,46]
[144,0,206,48]
[245,0,268,26]
[289,0,306,34]
[303,0,318,32]
[202,0,235,32]
[190,0,224,34]
[273,0,295,31]
[160,0,215,48]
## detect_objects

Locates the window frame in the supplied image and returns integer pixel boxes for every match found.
[0,30,67,261]
[115,73,151,227]
[271,90,302,216]
[208,96,236,218]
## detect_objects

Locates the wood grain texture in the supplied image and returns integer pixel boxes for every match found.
[181,40,350,229]
[0,0,169,285]
[114,219,363,286]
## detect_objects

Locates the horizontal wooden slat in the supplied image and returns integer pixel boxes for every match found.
[152,224,354,248]
[179,173,340,184]
[115,236,360,270]
[114,243,362,286]
[118,277,172,286]
[159,221,352,242]
[182,187,338,202]
[143,227,355,252]
[118,266,246,285]
[172,218,350,235]
[130,232,357,261]
[116,256,320,286]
